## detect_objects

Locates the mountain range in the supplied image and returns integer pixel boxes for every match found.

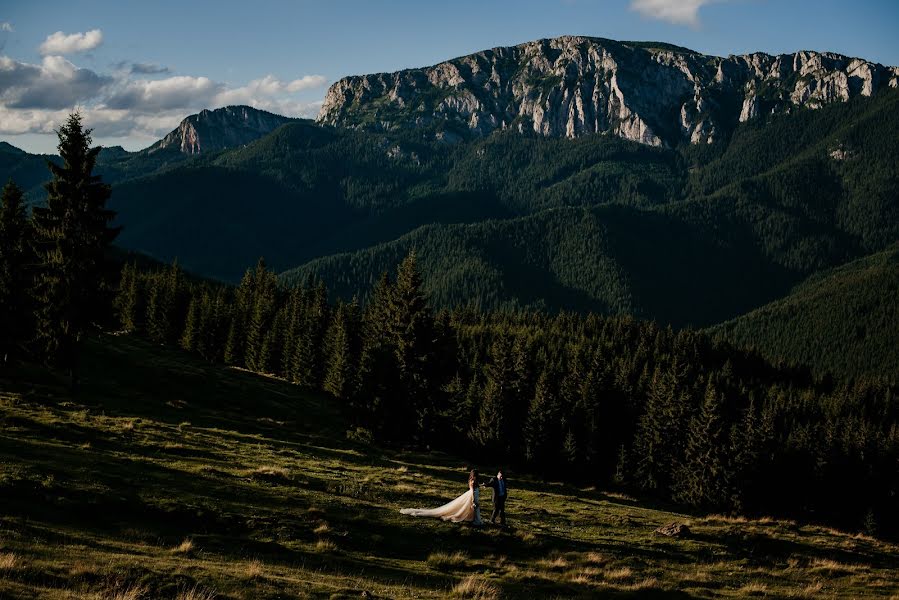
[1,36,897,379]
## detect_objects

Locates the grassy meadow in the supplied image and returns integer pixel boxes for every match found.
[0,335,897,599]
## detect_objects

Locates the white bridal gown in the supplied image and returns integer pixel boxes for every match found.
[400,484,482,523]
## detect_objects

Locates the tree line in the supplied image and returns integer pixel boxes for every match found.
[2,112,896,540]
[113,252,898,540]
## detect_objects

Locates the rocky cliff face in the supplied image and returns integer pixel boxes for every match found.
[149,106,297,155]
[318,36,899,147]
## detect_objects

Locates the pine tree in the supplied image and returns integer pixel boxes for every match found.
[245,258,278,372]
[357,272,399,436]
[324,301,360,401]
[672,377,728,508]
[224,264,257,366]
[524,369,560,466]
[180,293,201,352]
[114,262,143,332]
[473,335,516,453]
[387,250,437,436]
[0,179,33,365]
[31,114,120,385]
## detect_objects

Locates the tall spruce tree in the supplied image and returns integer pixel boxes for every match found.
[31,114,119,385]
[114,262,143,332]
[324,300,361,401]
[387,250,437,436]
[0,179,32,365]
[672,377,728,508]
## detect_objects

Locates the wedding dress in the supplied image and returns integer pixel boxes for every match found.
[400,484,482,524]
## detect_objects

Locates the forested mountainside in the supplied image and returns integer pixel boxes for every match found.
[2,38,897,358]
[711,243,899,380]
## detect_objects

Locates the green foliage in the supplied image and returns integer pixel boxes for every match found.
[114,251,899,539]
[0,179,33,364]
[711,244,899,380]
[30,114,120,377]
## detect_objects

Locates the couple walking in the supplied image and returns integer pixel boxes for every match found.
[400,468,508,527]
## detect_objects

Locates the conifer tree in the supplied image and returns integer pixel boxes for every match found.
[245,258,278,372]
[31,114,119,385]
[224,263,258,366]
[0,179,32,365]
[357,272,398,436]
[114,262,143,332]
[673,377,728,507]
[180,293,201,352]
[473,335,514,452]
[387,250,437,435]
[524,369,560,466]
[324,300,361,401]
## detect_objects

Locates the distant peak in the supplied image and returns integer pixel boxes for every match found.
[146,106,297,155]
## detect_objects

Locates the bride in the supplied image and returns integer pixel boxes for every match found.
[400,469,483,524]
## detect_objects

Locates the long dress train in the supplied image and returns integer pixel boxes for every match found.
[400,486,482,523]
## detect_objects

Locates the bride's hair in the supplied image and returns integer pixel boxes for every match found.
[469,469,479,485]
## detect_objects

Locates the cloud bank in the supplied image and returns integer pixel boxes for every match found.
[0,50,327,143]
[39,29,104,55]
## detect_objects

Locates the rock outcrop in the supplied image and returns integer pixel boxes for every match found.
[148,105,297,155]
[318,36,899,147]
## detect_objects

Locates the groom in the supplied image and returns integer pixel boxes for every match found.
[481,469,508,526]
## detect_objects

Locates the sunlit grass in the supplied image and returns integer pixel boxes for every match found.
[0,335,896,599]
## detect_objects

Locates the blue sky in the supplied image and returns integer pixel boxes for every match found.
[2,0,898,153]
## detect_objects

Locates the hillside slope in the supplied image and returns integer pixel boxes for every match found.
[1,335,897,598]
[710,244,899,380]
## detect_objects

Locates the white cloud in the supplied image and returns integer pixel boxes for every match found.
[0,53,328,143]
[0,55,111,109]
[215,74,327,105]
[39,29,103,55]
[630,0,722,27]
[105,75,222,111]
[0,22,13,33]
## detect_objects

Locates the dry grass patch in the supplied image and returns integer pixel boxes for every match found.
[621,577,659,591]
[170,538,194,555]
[701,513,748,524]
[314,539,337,553]
[313,522,331,535]
[516,530,537,545]
[102,583,148,600]
[739,582,769,595]
[247,465,290,481]
[810,558,859,574]
[537,554,569,571]
[0,552,18,570]
[394,482,416,493]
[451,575,500,599]
[0,552,22,571]
[603,566,634,581]
[244,559,264,580]
[791,581,823,597]
[569,567,602,584]
[583,551,607,565]
[176,585,217,600]
[427,551,468,570]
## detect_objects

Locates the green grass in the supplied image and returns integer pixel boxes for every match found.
[1,335,897,599]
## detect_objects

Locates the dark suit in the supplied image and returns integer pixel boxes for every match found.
[483,476,508,525]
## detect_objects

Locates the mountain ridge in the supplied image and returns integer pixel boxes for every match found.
[145,105,298,155]
[318,35,899,147]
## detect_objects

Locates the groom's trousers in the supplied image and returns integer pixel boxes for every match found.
[491,495,506,525]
